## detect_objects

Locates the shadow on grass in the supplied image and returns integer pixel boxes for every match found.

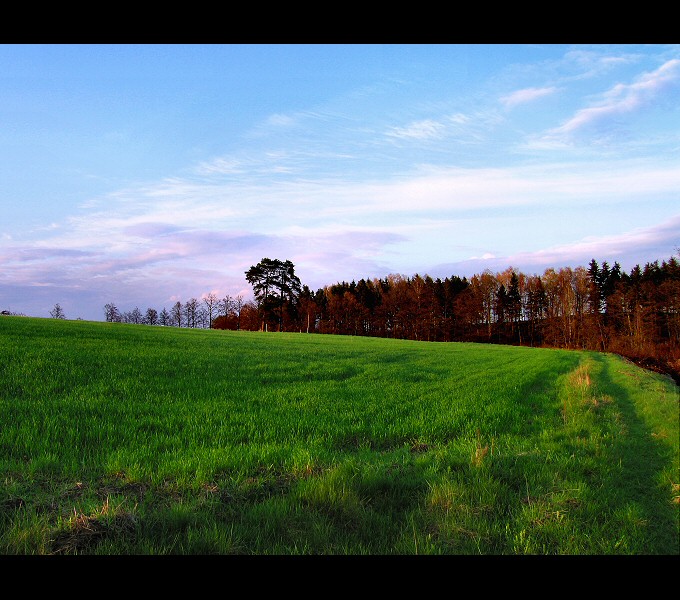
[591,353,678,554]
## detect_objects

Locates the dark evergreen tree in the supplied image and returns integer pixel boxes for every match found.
[245,258,302,331]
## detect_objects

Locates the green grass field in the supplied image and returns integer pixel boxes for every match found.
[1,316,678,554]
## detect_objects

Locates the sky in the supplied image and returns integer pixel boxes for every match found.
[1,43,679,321]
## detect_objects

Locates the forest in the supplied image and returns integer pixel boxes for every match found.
[101,255,680,383]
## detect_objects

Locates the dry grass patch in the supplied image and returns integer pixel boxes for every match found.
[471,429,494,468]
[588,394,614,412]
[49,497,136,555]
[672,482,680,505]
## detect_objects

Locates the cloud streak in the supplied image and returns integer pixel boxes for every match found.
[3,151,678,319]
[386,119,448,140]
[500,86,559,108]
[541,58,680,144]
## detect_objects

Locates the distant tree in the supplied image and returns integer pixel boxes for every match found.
[145,307,158,326]
[184,297,199,328]
[233,295,244,330]
[297,285,319,334]
[127,307,142,325]
[159,307,171,326]
[468,271,497,340]
[588,259,602,313]
[506,271,523,344]
[50,303,66,319]
[591,260,620,315]
[104,303,120,323]
[196,305,209,329]
[202,292,218,328]
[495,283,509,340]
[572,266,591,349]
[245,258,302,331]
[219,294,233,317]
[522,275,542,346]
[171,301,183,327]
[239,300,261,330]
[213,294,246,331]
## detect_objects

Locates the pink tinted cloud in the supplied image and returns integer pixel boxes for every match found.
[431,214,680,277]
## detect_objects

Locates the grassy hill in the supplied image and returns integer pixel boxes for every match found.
[0,316,678,554]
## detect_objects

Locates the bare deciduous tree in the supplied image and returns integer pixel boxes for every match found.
[171,301,183,327]
[50,303,66,319]
[203,292,218,329]
[184,298,199,328]
[233,294,244,330]
[219,294,233,318]
[104,303,120,322]
[145,307,158,326]
[130,307,143,325]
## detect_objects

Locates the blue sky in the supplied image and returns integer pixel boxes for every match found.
[1,44,679,321]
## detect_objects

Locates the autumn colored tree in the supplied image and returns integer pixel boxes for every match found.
[466,271,497,340]
[506,271,523,344]
[524,274,546,347]
[239,300,261,331]
[100,251,680,381]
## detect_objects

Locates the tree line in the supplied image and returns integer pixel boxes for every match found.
[103,258,303,331]
[102,254,680,382]
[103,293,249,330]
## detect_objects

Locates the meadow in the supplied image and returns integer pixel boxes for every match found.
[0,316,678,554]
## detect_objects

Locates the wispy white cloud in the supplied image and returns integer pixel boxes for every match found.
[386,119,447,140]
[561,49,642,79]
[192,147,361,181]
[23,157,680,262]
[3,152,679,318]
[194,157,244,176]
[500,86,559,109]
[266,113,297,127]
[539,58,680,144]
[384,111,500,147]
